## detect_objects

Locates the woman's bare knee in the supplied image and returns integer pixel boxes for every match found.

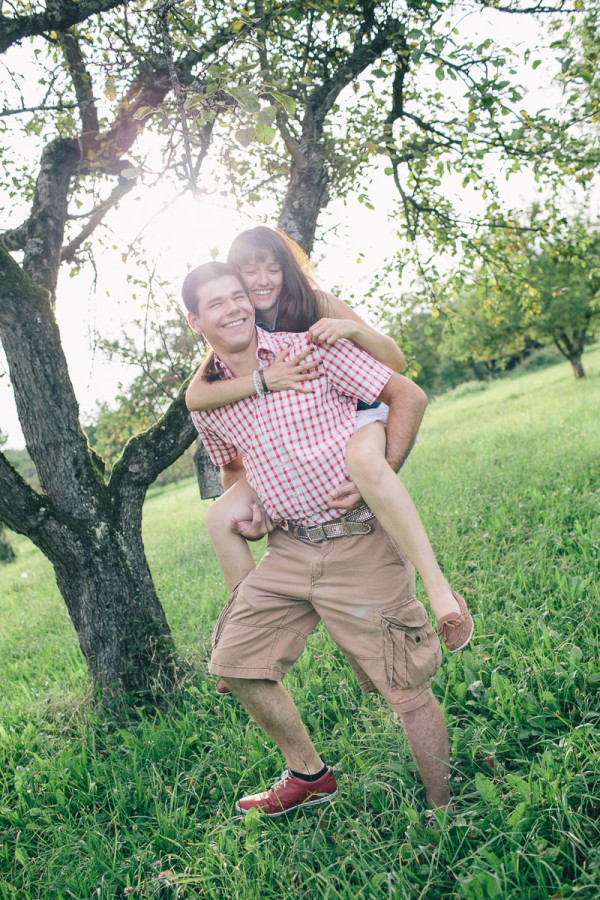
[346,423,388,485]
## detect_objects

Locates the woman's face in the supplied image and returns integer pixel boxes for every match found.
[239,252,283,320]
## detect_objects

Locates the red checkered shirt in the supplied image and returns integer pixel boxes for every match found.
[191,328,392,525]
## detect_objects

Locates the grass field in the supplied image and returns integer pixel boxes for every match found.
[1,346,599,899]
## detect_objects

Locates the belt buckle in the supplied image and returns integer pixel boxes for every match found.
[306,524,327,542]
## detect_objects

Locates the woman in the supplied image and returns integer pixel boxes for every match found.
[185,226,472,653]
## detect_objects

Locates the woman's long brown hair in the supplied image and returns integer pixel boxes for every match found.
[227,226,326,332]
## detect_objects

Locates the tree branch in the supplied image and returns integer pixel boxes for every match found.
[109,388,197,493]
[0,102,76,118]
[476,0,575,13]
[0,450,69,559]
[275,109,306,167]
[1,222,28,251]
[58,29,99,133]
[307,18,407,133]
[0,0,127,54]
[61,176,135,262]
[22,138,80,293]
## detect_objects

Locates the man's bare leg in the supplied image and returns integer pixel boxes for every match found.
[223,677,324,776]
[399,695,451,808]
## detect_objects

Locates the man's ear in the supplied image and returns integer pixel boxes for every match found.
[187,310,202,335]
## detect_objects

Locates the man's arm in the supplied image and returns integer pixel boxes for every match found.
[377,373,428,471]
[220,453,246,491]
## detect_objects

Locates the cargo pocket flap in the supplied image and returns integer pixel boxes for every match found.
[381,601,429,630]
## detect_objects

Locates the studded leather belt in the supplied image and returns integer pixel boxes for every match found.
[285,505,376,542]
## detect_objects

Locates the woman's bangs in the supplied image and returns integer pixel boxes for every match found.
[229,228,285,268]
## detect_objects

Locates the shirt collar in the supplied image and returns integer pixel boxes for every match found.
[212,327,279,379]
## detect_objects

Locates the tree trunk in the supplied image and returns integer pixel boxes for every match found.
[52,526,175,693]
[0,522,16,564]
[552,333,586,380]
[277,145,329,255]
[570,355,585,378]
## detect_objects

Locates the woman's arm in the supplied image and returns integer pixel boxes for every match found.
[185,346,320,411]
[309,291,405,371]
[186,368,255,412]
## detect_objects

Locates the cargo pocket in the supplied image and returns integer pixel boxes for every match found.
[211,584,241,650]
[380,599,441,691]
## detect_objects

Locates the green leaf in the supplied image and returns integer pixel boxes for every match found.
[257,106,277,126]
[229,85,261,113]
[475,772,500,805]
[133,106,153,120]
[270,90,296,116]
[435,66,445,81]
[507,801,528,827]
[532,59,542,70]
[235,128,255,148]
[255,123,276,145]
[105,76,117,100]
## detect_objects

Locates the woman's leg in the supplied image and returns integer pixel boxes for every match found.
[344,423,461,623]
[205,480,258,592]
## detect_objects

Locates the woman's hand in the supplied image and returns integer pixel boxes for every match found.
[263,346,320,393]
[307,317,361,347]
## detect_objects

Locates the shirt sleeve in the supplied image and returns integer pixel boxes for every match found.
[190,411,239,466]
[319,338,393,404]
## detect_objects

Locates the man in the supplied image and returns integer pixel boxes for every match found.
[184,261,452,817]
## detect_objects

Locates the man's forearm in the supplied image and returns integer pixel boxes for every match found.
[378,375,428,471]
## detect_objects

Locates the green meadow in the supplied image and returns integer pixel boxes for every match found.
[1,347,599,900]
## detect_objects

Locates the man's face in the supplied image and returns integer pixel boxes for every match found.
[188,275,255,354]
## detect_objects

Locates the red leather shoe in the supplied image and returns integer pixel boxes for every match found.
[236,768,337,818]
[437,590,474,653]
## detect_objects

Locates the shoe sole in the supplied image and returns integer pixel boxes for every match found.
[236,789,338,818]
[448,617,474,653]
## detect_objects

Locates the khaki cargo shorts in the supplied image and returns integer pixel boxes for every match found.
[209,521,442,714]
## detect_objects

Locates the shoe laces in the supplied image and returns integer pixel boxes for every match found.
[276,769,292,789]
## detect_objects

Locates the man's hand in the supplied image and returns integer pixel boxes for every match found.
[231,502,275,541]
[328,479,363,511]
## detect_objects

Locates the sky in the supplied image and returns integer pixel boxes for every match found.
[1,4,597,450]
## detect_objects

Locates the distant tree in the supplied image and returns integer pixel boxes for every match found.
[443,215,600,377]
[524,226,600,377]
[383,306,486,394]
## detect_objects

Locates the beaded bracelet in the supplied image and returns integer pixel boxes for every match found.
[252,369,264,399]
